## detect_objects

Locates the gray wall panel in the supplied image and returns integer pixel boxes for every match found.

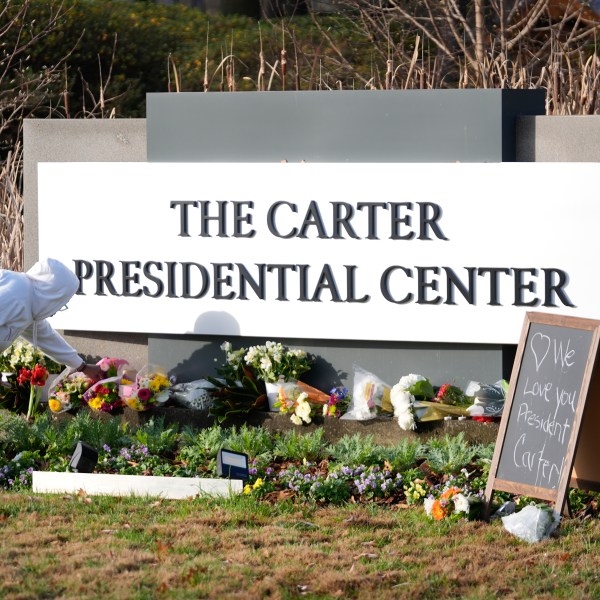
[149,334,507,391]
[147,89,544,163]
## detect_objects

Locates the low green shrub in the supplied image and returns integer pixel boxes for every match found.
[133,417,179,455]
[273,428,328,462]
[422,432,477,474]
[380,438,426,473]
[222,423,274,460]
[328,433,382,467]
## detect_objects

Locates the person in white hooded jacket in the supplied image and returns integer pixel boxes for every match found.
[0,258,100,379]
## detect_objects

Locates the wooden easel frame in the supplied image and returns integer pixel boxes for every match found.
[485,312,600,518]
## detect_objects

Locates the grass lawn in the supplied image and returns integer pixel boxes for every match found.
[1,492,599,599]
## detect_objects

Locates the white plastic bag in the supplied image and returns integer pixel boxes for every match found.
[501,505,561,543]
[170,379,215,410]
[341,365,392,421]
[265,380,299,412]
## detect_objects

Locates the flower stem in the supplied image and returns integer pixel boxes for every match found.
[26,385,40,421]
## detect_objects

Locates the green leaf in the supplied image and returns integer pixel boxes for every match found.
[409,380,434,400]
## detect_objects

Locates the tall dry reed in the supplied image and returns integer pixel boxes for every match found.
[0,143,23,271]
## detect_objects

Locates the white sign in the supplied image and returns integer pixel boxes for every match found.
[38,162,599,344]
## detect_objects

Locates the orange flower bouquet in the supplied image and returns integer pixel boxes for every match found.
[423,483,483,521]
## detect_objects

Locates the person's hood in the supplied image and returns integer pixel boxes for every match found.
[26,258,79,320]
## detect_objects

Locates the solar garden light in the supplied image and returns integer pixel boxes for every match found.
[69,441,98,473]
[217,448,249,482]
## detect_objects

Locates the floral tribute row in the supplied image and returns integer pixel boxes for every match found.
[47,359,171,414]
[210,341,506,430]
[1,338,505,426]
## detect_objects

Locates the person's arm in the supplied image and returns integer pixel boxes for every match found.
[20,319,83,369]
[22,321,104,381]
[0,325,14,354]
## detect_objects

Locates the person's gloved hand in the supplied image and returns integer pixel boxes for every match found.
[81,364,104,382]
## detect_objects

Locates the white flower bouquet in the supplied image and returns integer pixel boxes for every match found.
[390,373,434,431]
[241,341,312,383]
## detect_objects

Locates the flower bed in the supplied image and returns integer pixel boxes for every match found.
[1,410,598,520]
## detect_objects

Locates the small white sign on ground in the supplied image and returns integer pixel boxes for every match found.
[32,471,243,499]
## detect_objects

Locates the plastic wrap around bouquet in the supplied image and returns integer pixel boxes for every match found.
[412,382,474,423]
[82,358,129,414]
[48,367,95,414]
[464,380,507,421]
[273,380,330,425]
[268,379,329,413]
[119,365,171,412]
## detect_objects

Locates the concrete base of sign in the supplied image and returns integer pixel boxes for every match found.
[32,471,243,499]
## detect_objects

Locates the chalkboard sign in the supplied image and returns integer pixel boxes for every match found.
[486,312,600,516]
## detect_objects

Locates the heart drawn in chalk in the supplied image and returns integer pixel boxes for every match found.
[530,332,551,372]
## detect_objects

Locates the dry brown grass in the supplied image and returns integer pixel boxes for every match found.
[0,492,599,599]
[0,143,23,272]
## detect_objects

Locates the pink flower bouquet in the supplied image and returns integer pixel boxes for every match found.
[83,358,129,413]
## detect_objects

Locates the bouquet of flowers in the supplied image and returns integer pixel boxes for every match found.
[122,368,171,412]
[207,341,315,422]
[17,363,49,420]
[0,338,61,374]
[414,382,474,423]
[207,343,268,423]
[323,386,351,418]
[275,389,317,425]
[434,383,472,407]
[465,380,507,422]
[48,370,95,414]
[242,341,313,383]
[424,484,483,521]
[0,338,61,415]
[341,365,393,421]
[83,358,128,414]
[390,374,434,431]
[392,375,478,430]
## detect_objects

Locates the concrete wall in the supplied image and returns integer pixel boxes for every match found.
[517,116,600,162]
